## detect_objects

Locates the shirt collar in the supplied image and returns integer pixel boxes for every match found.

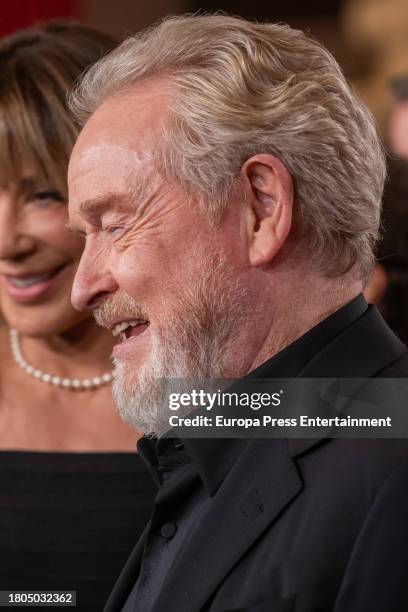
[138,435,190,488]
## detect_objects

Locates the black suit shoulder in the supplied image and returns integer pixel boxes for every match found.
[296,437,408,511]
[334,455,408,612]
[377,347,408,377]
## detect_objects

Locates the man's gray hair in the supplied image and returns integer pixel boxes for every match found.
[70,14,385,279]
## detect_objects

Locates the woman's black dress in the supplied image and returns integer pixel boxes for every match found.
[0,451,156,611]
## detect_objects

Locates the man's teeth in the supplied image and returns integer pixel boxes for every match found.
[112,320,146,337]
[9,271,57,288]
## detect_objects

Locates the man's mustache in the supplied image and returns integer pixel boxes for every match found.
[93,293,148,328]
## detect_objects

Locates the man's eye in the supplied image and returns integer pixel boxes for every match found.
[104,226,124,238]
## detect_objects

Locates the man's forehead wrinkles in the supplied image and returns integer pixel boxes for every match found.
[76,177,155,220]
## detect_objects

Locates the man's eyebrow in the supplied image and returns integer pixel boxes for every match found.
[66,179,154,234]
[64,191,140,235]
[78,193,127,218]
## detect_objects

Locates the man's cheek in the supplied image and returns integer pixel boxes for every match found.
[113,253,164,300]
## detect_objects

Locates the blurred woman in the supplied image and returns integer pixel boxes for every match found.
[377,158,408,344]
[0,22,156,610]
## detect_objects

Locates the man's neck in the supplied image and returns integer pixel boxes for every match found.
[239,274,363,377]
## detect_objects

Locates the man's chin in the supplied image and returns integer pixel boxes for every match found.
[114,396,172,438]
[111,362,172,437]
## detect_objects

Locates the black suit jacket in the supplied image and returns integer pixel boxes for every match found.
[104,305,408,612]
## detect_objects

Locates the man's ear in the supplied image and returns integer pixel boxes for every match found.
[240,153,294,267]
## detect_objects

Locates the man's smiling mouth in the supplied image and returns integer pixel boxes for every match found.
[112,319,150,342]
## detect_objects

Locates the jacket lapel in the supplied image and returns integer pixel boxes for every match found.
[151,437,302,612]
[103,521,150,612]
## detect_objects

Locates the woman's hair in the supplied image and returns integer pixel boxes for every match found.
[70,14,385,280]
[0,21,116,199]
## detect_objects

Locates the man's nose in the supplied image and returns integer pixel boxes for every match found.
[71,244,119,311]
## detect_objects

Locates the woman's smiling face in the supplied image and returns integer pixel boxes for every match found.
[0,22,117,338]
[0,175,90,336]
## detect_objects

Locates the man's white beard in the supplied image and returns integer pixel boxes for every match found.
[96,252,248,436]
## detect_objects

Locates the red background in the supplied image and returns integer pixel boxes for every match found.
[0,0,79,37]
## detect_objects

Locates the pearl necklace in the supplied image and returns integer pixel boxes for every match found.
[9,328,113,391]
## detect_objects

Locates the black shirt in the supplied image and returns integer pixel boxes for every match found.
[122,439,211,611]
[122,294,368,611]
